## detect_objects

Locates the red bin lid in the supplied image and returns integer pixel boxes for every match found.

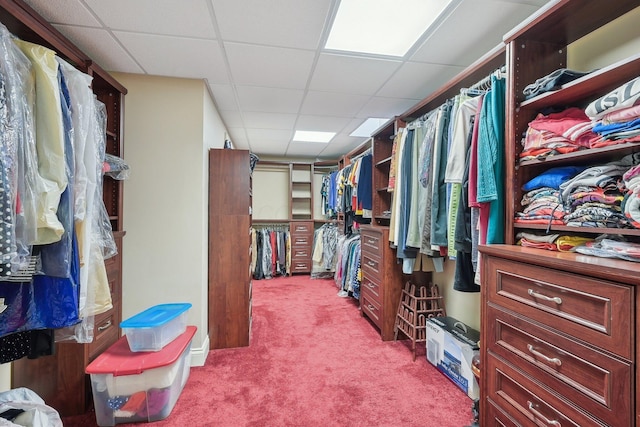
[86,326,197,376]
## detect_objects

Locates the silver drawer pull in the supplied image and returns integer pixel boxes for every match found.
[528,289,562,305]
[527,344,561,367]
[367,239,376,245]
[97,320,112,332]
[527,401,561,426]
[367,304,376,311]
[367,282,376,289]
[367,261,376,267]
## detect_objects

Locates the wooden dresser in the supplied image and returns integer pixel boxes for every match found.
[360,226,403,341]
[289,220,313,274]
[480,245,636,426]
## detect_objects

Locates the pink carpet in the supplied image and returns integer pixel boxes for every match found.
[63,275,474,426]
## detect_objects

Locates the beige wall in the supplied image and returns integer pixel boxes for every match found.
[252,165,290,220]
[112,73,226,366]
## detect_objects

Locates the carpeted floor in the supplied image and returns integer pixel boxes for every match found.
[63,275,474,426]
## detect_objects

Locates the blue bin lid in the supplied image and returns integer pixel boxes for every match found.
[120,303,192,329]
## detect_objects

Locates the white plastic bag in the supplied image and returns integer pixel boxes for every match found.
[0,388,62,427]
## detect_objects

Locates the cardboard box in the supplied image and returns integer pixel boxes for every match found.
[426,316,479,399]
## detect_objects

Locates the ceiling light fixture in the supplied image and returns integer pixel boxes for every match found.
[350,118,390,137]
[293,130,336,143]
[325,0,453,57]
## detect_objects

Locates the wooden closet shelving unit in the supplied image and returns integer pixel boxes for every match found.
[480,1,640,425]
[2,0,127,416]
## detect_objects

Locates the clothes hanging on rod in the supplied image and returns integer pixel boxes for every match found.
[333,232,361,300]
[386,69,507,292]
[251,224,290,279]
[0,21,121,361]
[310,222,339,279]
[323,154,373,234]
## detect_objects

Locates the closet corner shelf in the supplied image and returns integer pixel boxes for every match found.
[376,187,390,193]
[518,53,640,111]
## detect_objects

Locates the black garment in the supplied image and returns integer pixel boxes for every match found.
[523,68,591,99]
[0,329,55,363]
[454,123,480,292]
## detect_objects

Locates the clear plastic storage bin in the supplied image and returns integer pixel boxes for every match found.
[86,326,196,426]
[120,303,192,352]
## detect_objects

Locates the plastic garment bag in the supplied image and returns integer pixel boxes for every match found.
[0,232,79,338]
[0,388,62,427]
[0,24,39,273]
[13,39,66,246]
[38,67,75,278]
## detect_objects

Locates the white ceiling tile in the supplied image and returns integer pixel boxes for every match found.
[114,32,228,83]
[411,1,541,66]
[250,139,291,157]
[212,0,332,49]
[318,135,367,159]
[309,53,402,95]
[246,128,294,143]
[85,0,215,38]
[286,142,331,158]
[23,0,101,26]
[377,62,464,99]
[219,111,245,128]
[236,86,304,114]
[301,91,370,117]
[227,127,250,149]
[52,25,143,73]
[243,112,297,130]
[208,83,239,111]
[357,97,421,120]
[295,115,352,133]
[225,43,315,89]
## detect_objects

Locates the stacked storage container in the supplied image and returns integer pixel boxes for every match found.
[86,303,194,426]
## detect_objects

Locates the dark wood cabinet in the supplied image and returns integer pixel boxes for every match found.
[481,1,640,425]
[2,0,127,417]
[480,245,635,426]
[360,226,403,341]
[289,220,313,274]
[208,149,252,349]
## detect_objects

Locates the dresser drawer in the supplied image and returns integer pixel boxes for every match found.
[361,292,381,328]
[291,233,312,247]
[88,309,119,359]
[487,353,602,427]
[361,252,381,278]
[485,256,632,359]
[361,274,381,304]
[486,400,519,427]
[291,221,313,234]
[487,305,632,425]
[361,230,382,255]
[291,260,311,273]
[292,247,311,260]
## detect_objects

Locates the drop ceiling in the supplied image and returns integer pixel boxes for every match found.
[21,0,549,160]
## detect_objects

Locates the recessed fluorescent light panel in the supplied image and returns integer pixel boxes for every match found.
[325,0,452,57]
[293,130,336,143]
[350,118,390,137]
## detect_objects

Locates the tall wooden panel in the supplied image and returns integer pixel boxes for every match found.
[208,149,252,349]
